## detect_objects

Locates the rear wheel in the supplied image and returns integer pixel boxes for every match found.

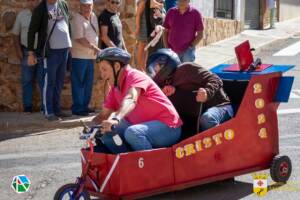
[270,155,292,183]
[54,183,90,200]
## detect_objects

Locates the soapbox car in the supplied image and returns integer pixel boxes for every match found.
[54,39,295,200]
[54,59,294,200]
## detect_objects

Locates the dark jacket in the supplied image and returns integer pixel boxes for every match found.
[168,62,231,116]
[27,0,71,56]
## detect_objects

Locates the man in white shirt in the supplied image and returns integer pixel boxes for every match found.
[12,0,43,113]
[71,0,100,116]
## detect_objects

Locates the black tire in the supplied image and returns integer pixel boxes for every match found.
[54,183,90,200]
[270,155,292,183]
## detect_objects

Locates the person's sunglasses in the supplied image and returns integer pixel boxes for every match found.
[110,0,120,5]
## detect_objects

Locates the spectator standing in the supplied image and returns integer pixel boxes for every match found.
[145,0,166,56]
[71,0,100,116]
[98,0,126,50]
[12,0,43,113]
[135,0,148,71]
[268,0,277,28]
[163,0,204,62]
[28,0,72,121]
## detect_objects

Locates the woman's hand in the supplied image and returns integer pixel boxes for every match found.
[100,119,119,133]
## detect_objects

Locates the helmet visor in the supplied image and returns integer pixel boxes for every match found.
[147,55,168,78]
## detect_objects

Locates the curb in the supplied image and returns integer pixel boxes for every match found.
[0,115,94,133]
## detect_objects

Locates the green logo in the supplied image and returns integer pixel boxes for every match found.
[11,175,31,193]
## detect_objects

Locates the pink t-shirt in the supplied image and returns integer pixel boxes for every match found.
[103,66,182,128]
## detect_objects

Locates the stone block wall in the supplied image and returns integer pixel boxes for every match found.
[199,17,242,47]
[0,0,136,112]
[0,0,241,112]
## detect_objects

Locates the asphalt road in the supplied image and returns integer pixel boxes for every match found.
[0,36,299,200]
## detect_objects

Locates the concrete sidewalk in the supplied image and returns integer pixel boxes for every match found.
[0,112,95,133]
[1,17,300,133]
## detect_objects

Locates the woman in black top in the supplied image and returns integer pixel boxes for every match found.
[98,0,126,50]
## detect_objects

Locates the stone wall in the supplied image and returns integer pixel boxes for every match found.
[279,0,300,21]
[0,0,241,112]
[199,18,242,47]
[0,0,136,112]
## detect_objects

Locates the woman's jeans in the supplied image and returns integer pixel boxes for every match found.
[97,120,181,154]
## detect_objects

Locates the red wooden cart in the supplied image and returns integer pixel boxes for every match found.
[54,59,294,200]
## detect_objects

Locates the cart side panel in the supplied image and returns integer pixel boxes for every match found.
[107,154,121,195]
[118,148,174,196]
[81,150,112,194]
[173,73,281,184]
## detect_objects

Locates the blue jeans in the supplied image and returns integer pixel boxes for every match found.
[178,46,196,62]
[100,120,181,154]
[21,47,44,110]
[71,58,94,113]
[43,48,69,116]
[199,104,234,131]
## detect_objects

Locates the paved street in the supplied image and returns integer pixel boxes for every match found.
[1,36,300,200]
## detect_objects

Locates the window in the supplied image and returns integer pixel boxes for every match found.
[214,0,234,19]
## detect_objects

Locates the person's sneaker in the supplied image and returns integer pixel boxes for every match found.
[55,111,72,118]
[46,114,61,121]
[72,111,89,116]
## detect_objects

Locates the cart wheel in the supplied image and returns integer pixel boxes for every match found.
[270,155,292,183]
[54,183,90,200]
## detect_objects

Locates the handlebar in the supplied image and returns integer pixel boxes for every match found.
[79,123,116,140]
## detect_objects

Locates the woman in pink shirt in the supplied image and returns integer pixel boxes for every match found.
[93,47,182,153]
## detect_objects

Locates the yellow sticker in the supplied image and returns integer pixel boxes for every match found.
[255,98,265,109]
[175,147,185,159]
[203,137,213,149]
[175,129,235,159]
[259,128,268,138]
[253,83,263,94]
[212,133,223,145]
[253,173,268,197]
[224,129,235,140]
[184,144,196,156]
[257,113,266,125]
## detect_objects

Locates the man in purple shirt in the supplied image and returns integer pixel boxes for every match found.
[163,0,204,62]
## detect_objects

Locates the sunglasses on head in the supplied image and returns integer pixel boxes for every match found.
[110,0,120,5]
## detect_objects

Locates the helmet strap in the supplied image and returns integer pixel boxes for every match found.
[111,61,122,88]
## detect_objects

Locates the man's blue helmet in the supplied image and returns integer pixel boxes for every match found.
[147,48,181,87]
[96,47,131,65]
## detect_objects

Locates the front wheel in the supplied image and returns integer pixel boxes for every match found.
[54,183,90,200]
[270,155,292,183]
